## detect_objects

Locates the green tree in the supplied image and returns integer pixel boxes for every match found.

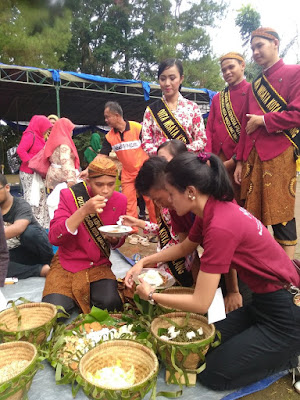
[235,4,260,47]
[235,4,261,80]
[0,1,72,68]
[63,0,227,89]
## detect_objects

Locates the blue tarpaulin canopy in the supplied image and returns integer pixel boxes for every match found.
[0,63,215,126]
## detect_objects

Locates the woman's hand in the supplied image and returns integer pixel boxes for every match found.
[125,259,146,288]
[224,292,243,314]
[79,167,89,180]
[135,278,154,301]
[67,181,76,188]
[121,215,145,229]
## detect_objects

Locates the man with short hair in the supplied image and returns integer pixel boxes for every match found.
[0,210,8,286]
[100,101,156,224]
[0,174,54,279]
[206,52,250,204]
[234,27,300,259]
[42,157,127,315]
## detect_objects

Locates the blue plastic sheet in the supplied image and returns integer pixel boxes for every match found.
[220,370,289,400]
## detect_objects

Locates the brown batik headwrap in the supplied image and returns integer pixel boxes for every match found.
[251,27,280,42]
[219,52,245,64]
[88,156,117,178]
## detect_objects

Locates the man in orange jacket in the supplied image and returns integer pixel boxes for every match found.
[100,101,156,224]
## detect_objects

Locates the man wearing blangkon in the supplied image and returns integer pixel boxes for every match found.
[234,27,300,259]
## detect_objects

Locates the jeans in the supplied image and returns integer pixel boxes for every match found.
[8,224,54,279]
[198,290,300,390]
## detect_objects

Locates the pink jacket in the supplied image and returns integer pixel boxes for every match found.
[205,80,250,160]
[49,187,127,273]
[237,60,300,161]
[17,115,52,173]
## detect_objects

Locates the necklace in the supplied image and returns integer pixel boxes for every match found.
[165,95,179,111]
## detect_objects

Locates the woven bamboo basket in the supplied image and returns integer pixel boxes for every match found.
[0,302,57,345]
[78,340,159,400]
[0,341,39,400]
[158,287,194,313]
[151,312,217,386]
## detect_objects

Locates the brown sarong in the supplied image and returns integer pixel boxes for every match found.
[240,146,296,226]
[43,254,116,314]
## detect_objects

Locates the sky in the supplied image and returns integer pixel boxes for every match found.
[208,0,300,63]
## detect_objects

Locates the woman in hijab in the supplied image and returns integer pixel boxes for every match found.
[17,115,52,228]
[84,133,102,164]
[44,118,80,191]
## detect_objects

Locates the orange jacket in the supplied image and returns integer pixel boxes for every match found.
[105,121,149,183]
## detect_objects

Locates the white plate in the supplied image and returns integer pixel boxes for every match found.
[134,268,175,289]
[99,225,133,238]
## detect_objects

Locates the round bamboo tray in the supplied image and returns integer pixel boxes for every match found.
[158,287,194,313]
[151,312,216,386]
[79,340,159,399]
[0,302,57,345]
[0,341,39,400]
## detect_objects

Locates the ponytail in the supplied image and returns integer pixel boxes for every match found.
[165,152,234,201]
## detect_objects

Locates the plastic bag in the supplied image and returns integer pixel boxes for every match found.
[29,172,44,207]
[6,146,21,173]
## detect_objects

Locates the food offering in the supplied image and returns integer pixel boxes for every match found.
[151,312,220,386]
[0,341,41,400]
[98,224,132,238]
[135,268,175,289]
[55,319,136,372]
[49,307,152,393]
[78,340,159,400]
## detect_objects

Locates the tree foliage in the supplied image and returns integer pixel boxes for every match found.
[235,4,260,47]
[0,0,72,68]
[235,4,261,81]
[0,0,229,100]
[63,0,227,89]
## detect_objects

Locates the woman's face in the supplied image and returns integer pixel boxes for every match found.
[165,182,192,216]
[43,127,52,141]
[158,65,183,98]
[148,187,172,209]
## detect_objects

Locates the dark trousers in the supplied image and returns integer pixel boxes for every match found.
[42,279,123,317]
[8,224,54,279]
[198,290,300,390]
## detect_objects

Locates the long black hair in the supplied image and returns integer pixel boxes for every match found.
[165,152,234,201]
[135,156,168,196]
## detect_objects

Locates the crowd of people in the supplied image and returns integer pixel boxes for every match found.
[1,26,300,393]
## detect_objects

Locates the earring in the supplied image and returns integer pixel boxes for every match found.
[188,195,196,201]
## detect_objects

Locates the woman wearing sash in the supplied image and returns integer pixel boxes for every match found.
[122,140,197,287]
[125,152,300,390]
[42,157,127,315]
[141,59,206,155]
[234,28,300,260]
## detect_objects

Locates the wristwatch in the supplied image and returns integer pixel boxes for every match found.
[148,290,157,305]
